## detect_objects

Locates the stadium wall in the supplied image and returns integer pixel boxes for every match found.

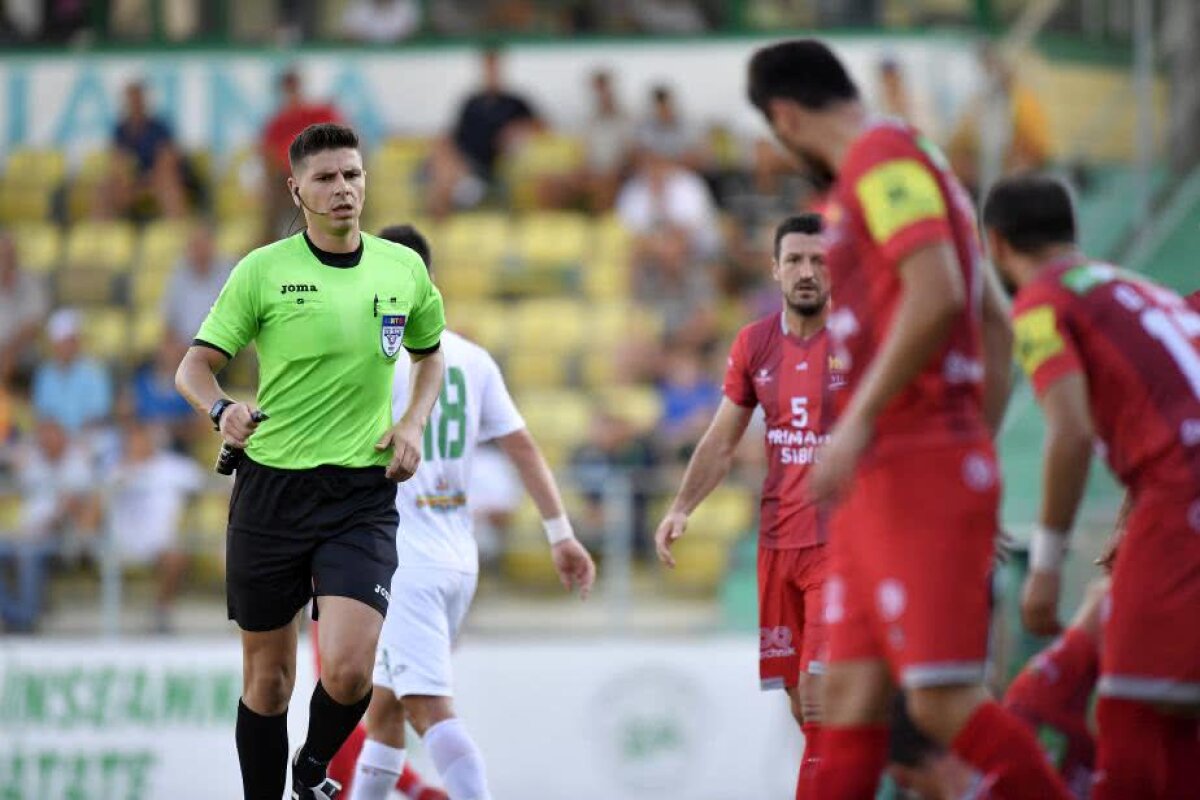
[0,37,1164,163]
[0,635,799,800]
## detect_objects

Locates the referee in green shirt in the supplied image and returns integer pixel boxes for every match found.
[176,123,445,800]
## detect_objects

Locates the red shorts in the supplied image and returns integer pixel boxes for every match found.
[1099,490,1200,705]
[1007,707,1095,798]
[825,442,999,688]
[758,544,828,691]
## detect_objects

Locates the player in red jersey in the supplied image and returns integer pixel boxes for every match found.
[983,173,1200,800]
[747,40,1071,799]
[656,212,839,797]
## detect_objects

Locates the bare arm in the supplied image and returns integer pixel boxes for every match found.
[495,426,597,598]
[378,348,445,482]
[656,398,754,566]
[495,427,566,520]
[981,263,1015,435]
[669,399,755,516]
[175,345,259,447]
[811,242,966,500]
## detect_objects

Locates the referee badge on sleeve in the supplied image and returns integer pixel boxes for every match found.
[381,314,407,357]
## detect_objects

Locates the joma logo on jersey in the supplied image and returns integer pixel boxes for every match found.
[280,283,319,295]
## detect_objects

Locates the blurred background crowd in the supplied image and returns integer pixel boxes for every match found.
[0,0,1196,646]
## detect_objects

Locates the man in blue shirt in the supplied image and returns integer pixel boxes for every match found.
[108,81,189,218]
[31,310,113,433]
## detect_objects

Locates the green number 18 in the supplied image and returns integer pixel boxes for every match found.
[422,366,467,461]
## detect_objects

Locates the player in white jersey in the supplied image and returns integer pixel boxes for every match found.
[347,225,597,800]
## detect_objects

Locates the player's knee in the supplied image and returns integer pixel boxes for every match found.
[822,662,891,725]
[320,658,374,705]
[243,663,295,715]
[905,685,987,745]
[404,695,456,736]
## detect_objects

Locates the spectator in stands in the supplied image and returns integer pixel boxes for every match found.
[875,57,940,142]
[105,81,189,218]
[634,85,708,171]
[31,310,113,435]
[654,344,723,461]
[260,69,344,237]
[948,44,1052,196]
[0,418,99,632]
[0,230,49,387]
[105,420,203,633]
[629,0,710,34]
[616,145,721,345]
[161,221,234,344]
[570,407,658,559]
[341,0,422,42]
[539,69,631,211]
[130,336,202,452]
[427,47,542,217]
[468,443,523,568]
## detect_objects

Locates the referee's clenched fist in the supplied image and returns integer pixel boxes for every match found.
[175,123,445,800]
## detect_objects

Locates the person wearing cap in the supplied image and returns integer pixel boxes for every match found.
[31,310,114,434]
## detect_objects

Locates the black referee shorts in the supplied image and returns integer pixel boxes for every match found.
[225,457,399,633]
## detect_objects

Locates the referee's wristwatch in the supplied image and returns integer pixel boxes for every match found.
[209,398,236,431]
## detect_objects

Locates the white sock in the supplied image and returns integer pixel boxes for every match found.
[349,739,406,800]
[424,718,491,800]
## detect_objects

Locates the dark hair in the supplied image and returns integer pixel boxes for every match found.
[982,174,1077,254]
[748,39,860,118]
[774,213,824,259]
[651,85,672,104]
[378,224,432,271]
[288,123,359,169]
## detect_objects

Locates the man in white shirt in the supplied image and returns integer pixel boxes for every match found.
[344,225,596,800]
[160,221,233,344]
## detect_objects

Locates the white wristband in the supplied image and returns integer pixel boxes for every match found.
[543,515,575,546]
[1029,525,1070,573]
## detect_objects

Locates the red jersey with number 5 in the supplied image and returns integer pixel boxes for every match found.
[823,120,990,458]
[1012,262,1200,491]
[725,313,845,549]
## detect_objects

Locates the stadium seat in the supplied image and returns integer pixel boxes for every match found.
[504,350,569,391]
[132,310,164,357]
[65,221,137,272]
[439,213,513,272]
[66,150,126,221]
[448,301,507,354]
[433,258,497,302]
[591,302,664,345]
[580,349,618,388]
[140,219,193,273]
[80,308,130,360]
[582,256,630,302]
[598,385,662,433]
[514,389,592,466]
[216,220,261,262]
[132,268,170,309]
[663,536,731,594]
[514,212,590,271]
[11,223,62,274]
[501,134,584,211]
[511,298,587,353]
[594,213,633,260]
[182,490,233,583]
[0,184,55,224]
[53,268,122,306]
[687,487,755,541]
[5,147,67,189]
[0,493,21,536]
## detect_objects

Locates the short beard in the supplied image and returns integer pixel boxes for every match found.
[788,295,828,318]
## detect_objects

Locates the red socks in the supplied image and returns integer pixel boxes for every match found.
[327,722,367,790]
[812,725,889,800]
[952,700,1072,799]
[1094,696,1200,800]
[795,723,821,798]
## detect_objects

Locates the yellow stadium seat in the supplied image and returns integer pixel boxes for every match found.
[217,221,260,261]
[53,268,119,306]
[0,184,55,224]
[448,302,507,354]
[80,308,129,360]
[689,487,755,541]
[599,385,662,433]
[511,298,587,353]
[11,223,62,273]
[662,536,730,594]
[140,219,193,273]
[592,303,664,345]
[439,213,512,270]
[64,221,136,271]
[132,310,164,357]
[77,150,117,183]
[370,137,430,184]
[426,260,497,303]
[5,148,67,188]
[515,389,592,465]
[132,268,170,308]
[504,351,568,391]
[512,134,584,175]
[582,258,630,302]
[0,493,22,535]
[594,214,633,260]
[580,349,618,388]
[514,212,589,270]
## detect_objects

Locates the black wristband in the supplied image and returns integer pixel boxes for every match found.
[209,398,235,431]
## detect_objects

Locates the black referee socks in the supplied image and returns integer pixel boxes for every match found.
[236,699,289,800]
[294,681,373,787]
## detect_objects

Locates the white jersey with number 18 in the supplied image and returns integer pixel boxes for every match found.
[391,330,525,574]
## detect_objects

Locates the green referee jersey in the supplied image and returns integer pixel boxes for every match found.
[196,231,444,470]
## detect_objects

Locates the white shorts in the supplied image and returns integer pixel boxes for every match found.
[373,566,478,699]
